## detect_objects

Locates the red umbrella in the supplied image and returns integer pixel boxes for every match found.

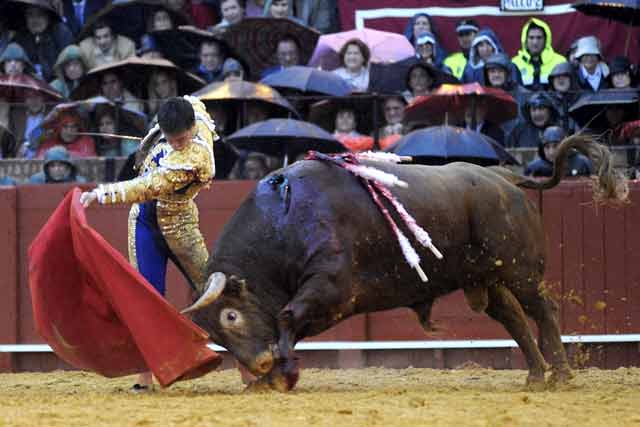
[404,83,518,126]
[0,74,63,103]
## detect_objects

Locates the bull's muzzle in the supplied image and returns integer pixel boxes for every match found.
[181,272,227,314]
[251,349,275,376]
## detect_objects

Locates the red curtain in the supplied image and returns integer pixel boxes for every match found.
[28,188,221,387]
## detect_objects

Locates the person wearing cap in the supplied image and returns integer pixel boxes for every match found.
[608,56,635,89]
[506,92,560,148]
[511,18,566,90]
[414,32,449,72]
[29,145,88,184]
[573,35,609,92]
[462,28,510,85]
[222,58,245,82]
[524,126,592,177]
[443,19,479,80]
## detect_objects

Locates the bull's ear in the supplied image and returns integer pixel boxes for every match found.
[228,275,249,297]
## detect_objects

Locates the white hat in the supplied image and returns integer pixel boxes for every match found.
[574,36,601,59]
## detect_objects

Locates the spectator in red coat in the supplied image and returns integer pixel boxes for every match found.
[36,111,96,159]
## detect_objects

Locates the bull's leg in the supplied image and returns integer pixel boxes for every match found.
[484,285,547,389]
[277,273,344,385]
[516,289,573,386]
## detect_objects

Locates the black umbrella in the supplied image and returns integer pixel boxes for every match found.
[369,57,459,94]
[386,125,519,166]
[573,0,640,24]
[1,0,62,31]
[225,118,346,165]
[148,26,242,72]
[221,17,320,80]
[70,57,206,101]
[569,89,639,131]
[78,0,192,43]
[260,66,352,96]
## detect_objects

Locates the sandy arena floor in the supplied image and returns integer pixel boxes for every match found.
[0,367,639,426]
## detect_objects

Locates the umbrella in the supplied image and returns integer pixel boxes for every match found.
[70,57,206,101]
[225,118,346,165]
[0,74,63,103]
[404,83,518,126]
[386,125,519,166]
[148,26,241,71]
[260,66,353,96]
[78,0,192,42]
[1,0,62,31]
[221,17,321,80]
[368,57,459,94]
[573,0,640,24]
[308,95,376,135]
[568,89,639,131]
[41,96,148,133]
[308,28,415,71]
[193,80,299,126]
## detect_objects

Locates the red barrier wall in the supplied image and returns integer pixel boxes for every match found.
[0,179,639,372]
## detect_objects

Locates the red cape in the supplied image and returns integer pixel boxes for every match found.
[28,188,222,387]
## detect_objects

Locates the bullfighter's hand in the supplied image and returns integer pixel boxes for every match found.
[80,190,98,208]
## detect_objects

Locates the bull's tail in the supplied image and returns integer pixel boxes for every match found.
[491,135,629,204]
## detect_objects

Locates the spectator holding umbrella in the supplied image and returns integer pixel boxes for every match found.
[93,104,142,157]
[511,18,566,90]
[100,72,145,114]
[13,4,74,81]
[36,110,96,159]
[147,8,175,32]
[402,62,438,103]
[507,91,559,148]
[261,35,302,78]
[378,95,407,150]
[146,69,179,117]
[333,107,372,152]
[608,56,635,89]
[332,38,370,92]
[79,20,136,69]
[573,35,609,92]
[29,145,88,184]
[444,19,479,80]
[193,39,226,83]
[464,99,505,146]
[50,45,88,99]
[524,126,592,177]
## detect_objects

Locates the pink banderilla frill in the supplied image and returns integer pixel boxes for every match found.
[305,151,443,282]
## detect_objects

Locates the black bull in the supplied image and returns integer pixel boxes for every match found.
[187,136,626,391]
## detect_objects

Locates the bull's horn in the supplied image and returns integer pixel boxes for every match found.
[181,272,227,314]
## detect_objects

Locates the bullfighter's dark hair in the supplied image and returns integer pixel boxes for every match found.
[157,97,195,136]
[338,38,371,68]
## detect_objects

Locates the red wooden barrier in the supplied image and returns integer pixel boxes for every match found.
[0,179,638,372]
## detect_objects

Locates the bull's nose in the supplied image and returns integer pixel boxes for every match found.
[253,350,274,375]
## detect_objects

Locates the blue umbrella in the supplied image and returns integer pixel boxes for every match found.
[225,118,346,165]
[260,66,352,96]
[386,125,519,166]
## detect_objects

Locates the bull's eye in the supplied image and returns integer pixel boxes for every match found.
[220,308,244,329]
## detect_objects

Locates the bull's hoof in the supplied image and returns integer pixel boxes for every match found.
[525,373,546,392]
[548,368,574,387]
[243,376,273,393]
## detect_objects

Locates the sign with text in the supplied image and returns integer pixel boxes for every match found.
[500,0,544,11]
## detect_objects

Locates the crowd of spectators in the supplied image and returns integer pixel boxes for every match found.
[0,0,638,185]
